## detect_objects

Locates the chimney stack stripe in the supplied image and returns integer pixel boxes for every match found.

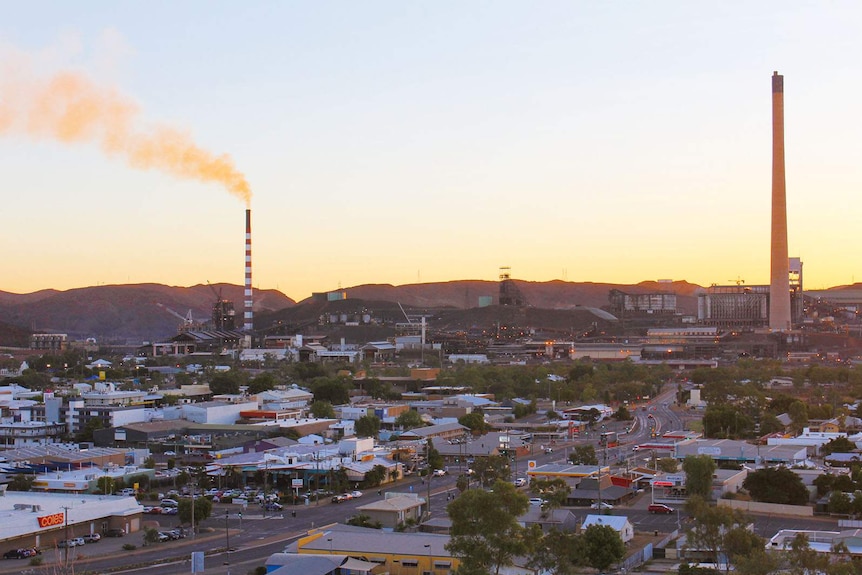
[244,208,254,332]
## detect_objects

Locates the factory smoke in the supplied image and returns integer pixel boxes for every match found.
[0,62,251,205]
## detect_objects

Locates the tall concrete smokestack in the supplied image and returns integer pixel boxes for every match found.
[244,208,254,332]
[769,71,791,331]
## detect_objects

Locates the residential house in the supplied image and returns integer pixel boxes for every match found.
[582,514,634,544]
[355,493,426,529]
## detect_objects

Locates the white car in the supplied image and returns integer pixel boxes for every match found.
[529,498,545,506]
[513,478,527,487]
[350,490,363,498]
[432,469,446,477]
[590,501,614,510]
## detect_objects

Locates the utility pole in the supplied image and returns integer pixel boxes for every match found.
[224,510,231,575]
[62,505,71,566]
[425,441,432,519]
[191,482,195,538]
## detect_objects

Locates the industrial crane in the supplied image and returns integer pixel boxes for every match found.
[155,303,202,331]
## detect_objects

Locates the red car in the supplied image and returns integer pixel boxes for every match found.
[648,503,674,514]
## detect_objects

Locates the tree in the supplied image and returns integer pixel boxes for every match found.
[658,457,679,473]
[96,475,117,495]
[346,514,382,529]
[310,401,335,419]
[77,416,104,442]
[179,497,213,530]
[427,440,444,472]
[683,455,717,500]
[395,409,425,430]
[7,474,34,491]
[355,415,381,438]
[143,527,161,546]
[529,478,570,511]
[788,400,809,432]
[247,372,277,394]
[459,412,490,435]
[613,405,633,421]
[582,524,626,571]
[784,532,830,575]
[829,490,852,515]
[363,465,387,487]
[757,413,785,436]
[208,371,244,395]
[821,436,857,457]
[527,528,584,575]
[568,445,598,466]
[310,376,350,405]
[685,495,754,569]
[472,455,511,489]
[446,480,532,575]
[742,467,809,505]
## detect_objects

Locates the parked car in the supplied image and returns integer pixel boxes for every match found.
[83,533,101,543]
[160,498,179,508]
[648,503,675,514]
[264,502,283,511]
[513,478,527,487]
[350,490,363,498]
[162,507,178,515]
[590,501,614,510]
[58,538,85,548]
[4,548,32,559]
[156,532,171,543]
[529,498,545,506]
[432,469,447,477]
[331,494,350,504]
[104,528,125,537]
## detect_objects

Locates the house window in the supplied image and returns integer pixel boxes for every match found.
[402,560,419,567]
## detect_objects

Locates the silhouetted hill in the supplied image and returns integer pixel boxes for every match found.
[4,279,861,347]
[0,283,294,344]
[340,279,704,314]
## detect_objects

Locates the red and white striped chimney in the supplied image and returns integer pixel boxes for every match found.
[244,208,254,332]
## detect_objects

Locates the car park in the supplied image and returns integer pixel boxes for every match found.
[58,538,85,548]
[648,503,675,514]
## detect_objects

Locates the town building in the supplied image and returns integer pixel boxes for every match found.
[0,489,143,549]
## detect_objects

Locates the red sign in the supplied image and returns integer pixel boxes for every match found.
[37,512,65,528]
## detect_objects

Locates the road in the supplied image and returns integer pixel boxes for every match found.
[16,384,840,574]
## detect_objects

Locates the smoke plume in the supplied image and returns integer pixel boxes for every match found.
[0,63,251,205]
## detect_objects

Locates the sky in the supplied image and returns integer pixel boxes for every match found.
[1,2,860,301]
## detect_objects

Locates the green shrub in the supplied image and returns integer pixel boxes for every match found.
[122,543,137,551]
